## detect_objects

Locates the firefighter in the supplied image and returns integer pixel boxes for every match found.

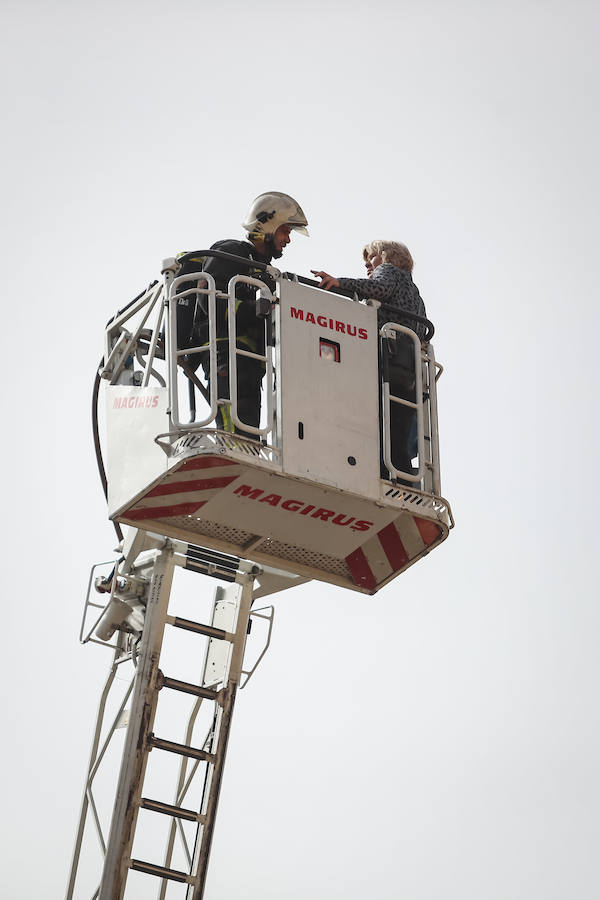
[178,192,309,439]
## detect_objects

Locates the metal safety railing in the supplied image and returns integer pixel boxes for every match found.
[166,269,218,428]
[163,263,275,439]
[102,281,164,385]
[227,274,275,437]
[380,321,441,493]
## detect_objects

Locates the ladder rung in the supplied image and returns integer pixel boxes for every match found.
[185,558,237,582]
[148,734,215,762]
[140,797,200,822]
[184,560,235,583]
[160,675,219,701]
[187,543,240,569]
[168,616,230,641]
[130,859,189,883]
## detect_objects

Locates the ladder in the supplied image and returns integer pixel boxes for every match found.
[66,531,288,900]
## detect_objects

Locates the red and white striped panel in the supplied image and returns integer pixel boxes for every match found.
[125,456,241,523]
[345,515,442,591]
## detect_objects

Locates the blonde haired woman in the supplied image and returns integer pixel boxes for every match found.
[312,239,426,337]
[312,240,427,477]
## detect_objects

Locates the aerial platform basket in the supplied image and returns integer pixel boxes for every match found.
[101,254,453,594]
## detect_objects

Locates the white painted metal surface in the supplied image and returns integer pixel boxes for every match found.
[203,586,239,688]
[277,280,380,496]
[106,385,169,517]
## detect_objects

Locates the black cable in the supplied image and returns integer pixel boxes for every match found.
[92,362,124,543]
[176,249,272,273]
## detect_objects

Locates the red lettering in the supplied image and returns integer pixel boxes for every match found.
[290,307,304,320]
[281,499,304,512]
[347,325,357,336]
[358,328,368,340]
[351,520,373,531]
[305,312,316,324]
[233,485,263,500]
[233,488,370,530]
[332,514,355,526]
[335,321,345,333]
[311,508,335,521]
[316,315,327,327]
[329,318,333,329]
[259,493,282,507]
[113,395,159,409]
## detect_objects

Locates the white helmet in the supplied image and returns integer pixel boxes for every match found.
[242,191,309,237]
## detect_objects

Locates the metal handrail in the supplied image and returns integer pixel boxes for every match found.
[380,322,425,484]
[166,270,218,429]
[80,561,121,647]
[240,605,275,689]
[427,343,442,496]
[142,304,165,388]
[177,248,281,279]
[227,274,275,437]
[104,283,163,384]
[377,302,434,342]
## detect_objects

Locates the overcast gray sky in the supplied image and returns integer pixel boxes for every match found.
[2,1,599,898]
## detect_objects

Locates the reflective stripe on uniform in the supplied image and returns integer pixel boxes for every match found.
[220,405,235,433]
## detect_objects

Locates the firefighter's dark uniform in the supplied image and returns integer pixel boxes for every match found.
[176,239,274,440]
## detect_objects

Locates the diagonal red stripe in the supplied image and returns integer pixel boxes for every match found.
[345,547,377,591]
[179,456,238,471]
[378,521,410,569]
[146,475,238,498]
[413,517,442,546]
[125,500,207,521]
